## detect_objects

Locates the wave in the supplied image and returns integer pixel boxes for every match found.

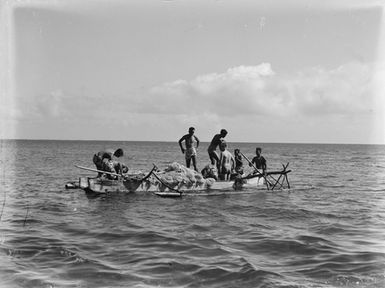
[294,251,385,277]
[232,237,337,259]
[317,183,346,188]
[189,265,282,288]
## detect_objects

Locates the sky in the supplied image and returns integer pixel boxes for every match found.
[1,0,384,144]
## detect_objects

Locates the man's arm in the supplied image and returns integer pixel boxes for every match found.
[194,136,200,148]
[178,135,186,153]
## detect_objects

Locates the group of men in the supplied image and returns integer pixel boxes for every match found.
[178,127,267,181]
[92,128,267,181]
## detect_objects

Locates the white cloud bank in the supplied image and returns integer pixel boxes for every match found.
[9,61,379,121]
[2,61,383,143]
[134,62,377,118]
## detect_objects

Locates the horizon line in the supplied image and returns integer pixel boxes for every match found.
[1,138,384,146]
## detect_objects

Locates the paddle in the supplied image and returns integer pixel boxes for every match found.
[239,151,272,189]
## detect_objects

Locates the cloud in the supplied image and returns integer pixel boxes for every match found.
[274,62,375,116]
[133,61,376,118]
[131,63,274,116]
[9,61,380,142]
[17,61,377,125]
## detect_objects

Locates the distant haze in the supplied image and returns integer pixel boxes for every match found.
[1,0,384,144]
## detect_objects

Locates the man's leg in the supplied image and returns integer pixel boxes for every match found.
[212,152,220,171]
[209,151,219,166]
[186,157,191,168]
[191,156,198,171]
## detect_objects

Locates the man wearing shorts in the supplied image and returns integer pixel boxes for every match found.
[218,141,235,181]
[207,129,228,169]
[178,127,200,171]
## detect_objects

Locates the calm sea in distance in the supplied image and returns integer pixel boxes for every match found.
[0,140,384,288]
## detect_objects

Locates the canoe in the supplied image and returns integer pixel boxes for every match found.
[74,162,291,197]
[78,173,267,197]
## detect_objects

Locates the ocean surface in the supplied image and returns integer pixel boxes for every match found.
[0,140,384,288]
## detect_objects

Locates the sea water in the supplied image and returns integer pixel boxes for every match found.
[0,140,384,288]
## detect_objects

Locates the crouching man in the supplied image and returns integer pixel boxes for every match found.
[93,148,124,177]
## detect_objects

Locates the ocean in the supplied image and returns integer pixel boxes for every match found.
[0,140,384,288]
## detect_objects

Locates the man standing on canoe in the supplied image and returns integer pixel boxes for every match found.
[234,148,244,175]
[218,141,235,181]
[208,129,228,169]
[93,148,124,177]
[178,127,200,171]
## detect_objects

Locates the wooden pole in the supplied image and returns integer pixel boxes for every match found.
[282,163,290,189]
[75,165,122,177]
[286,175,290,189]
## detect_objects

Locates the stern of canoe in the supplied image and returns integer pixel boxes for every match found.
[79,177,127,194]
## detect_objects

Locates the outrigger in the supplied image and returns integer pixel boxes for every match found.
[70,152,291,197]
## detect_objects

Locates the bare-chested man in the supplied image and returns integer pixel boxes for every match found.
[178,127,200,171]
[207,129,228,169]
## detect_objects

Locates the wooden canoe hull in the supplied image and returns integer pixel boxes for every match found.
[79,175,266,195]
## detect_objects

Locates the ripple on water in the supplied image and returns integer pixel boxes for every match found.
[189,264,283,288]
[1,141,385,288]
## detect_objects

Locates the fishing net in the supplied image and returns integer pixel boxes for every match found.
[145,162,216,191]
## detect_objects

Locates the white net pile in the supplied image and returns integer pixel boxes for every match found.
[147,162,216,191]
